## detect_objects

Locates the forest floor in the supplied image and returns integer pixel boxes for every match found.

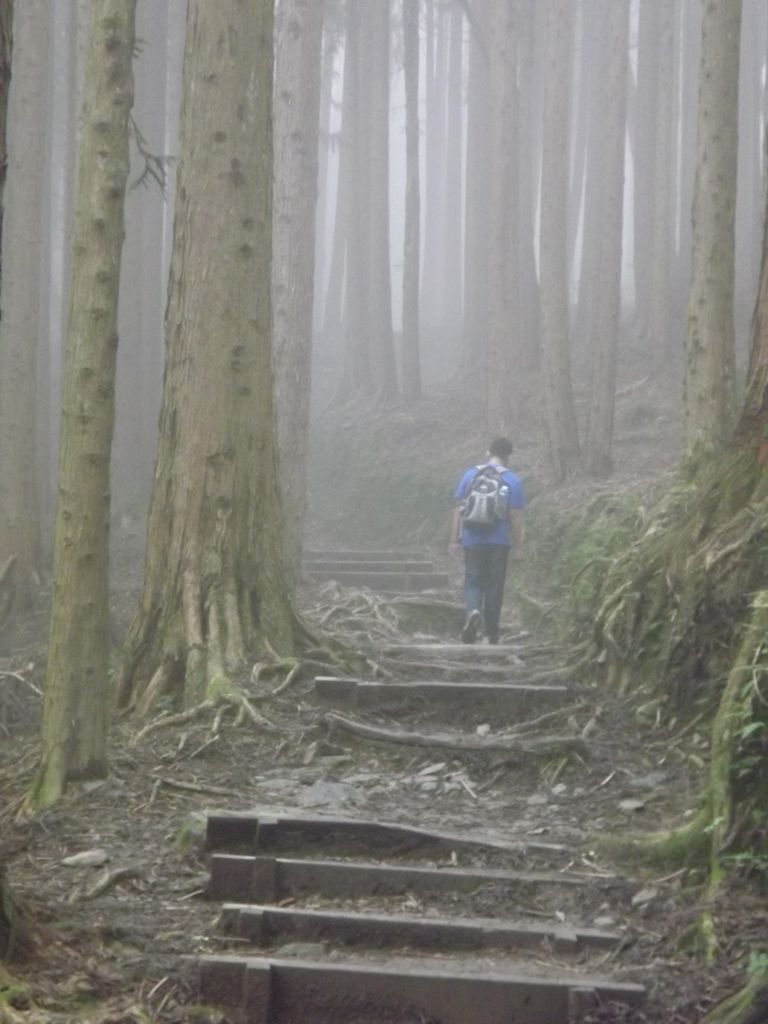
[1,361,767,1023]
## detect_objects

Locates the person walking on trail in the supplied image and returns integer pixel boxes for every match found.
[449,436,525,645]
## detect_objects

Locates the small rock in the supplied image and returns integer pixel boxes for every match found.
[551,783,567,796]
[274,942,328,958]
[419,780,439,792]
[627,771,668,792]
[631,886,658,907]
[62,849,110,868]
[594,915,617,928]
[527,794,548,806]
[618,798,646,813]
[476,724,491,737]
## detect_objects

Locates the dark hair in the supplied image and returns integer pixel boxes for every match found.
[488,436,514,459]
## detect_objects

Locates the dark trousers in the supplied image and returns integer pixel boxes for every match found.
[463,544,510,640]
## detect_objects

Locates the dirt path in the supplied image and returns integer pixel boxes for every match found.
[0,564,762,1022]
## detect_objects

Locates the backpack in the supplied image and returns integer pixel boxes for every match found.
[461,465,509,528]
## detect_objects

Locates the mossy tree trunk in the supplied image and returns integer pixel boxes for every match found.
[273,0,324,583]
[117,0,304,715]
[31,0,135,809]
[684,0,742,459]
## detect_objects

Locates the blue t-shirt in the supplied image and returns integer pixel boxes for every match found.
[455,463,525,547]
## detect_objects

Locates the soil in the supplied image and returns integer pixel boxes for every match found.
[1,376,766,1024]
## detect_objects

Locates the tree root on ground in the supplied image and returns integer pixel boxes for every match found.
[322,711,589,760]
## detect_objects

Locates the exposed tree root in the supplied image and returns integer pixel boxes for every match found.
[323,711,589,760]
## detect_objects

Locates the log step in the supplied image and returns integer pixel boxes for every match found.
[207,854,601,903]
[314,676,571,712]
[219,902,622,954]
[197,954,646,1024]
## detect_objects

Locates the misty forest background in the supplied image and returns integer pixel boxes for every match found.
[1,2,768,1000]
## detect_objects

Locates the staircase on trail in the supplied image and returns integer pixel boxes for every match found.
[195,550,647,1023]
[303,548,452,595]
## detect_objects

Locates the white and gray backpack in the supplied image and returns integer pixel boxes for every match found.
[461,465,509,528]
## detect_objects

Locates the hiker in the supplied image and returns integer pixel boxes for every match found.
[449,436,525,645]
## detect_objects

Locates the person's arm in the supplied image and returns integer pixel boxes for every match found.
[509,508,525,560]
[449,505,463,554]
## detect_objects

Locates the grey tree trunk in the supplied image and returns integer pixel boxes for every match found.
[367,0,396,400]
[273,0,324,577]
[539,0,580,480]
[684,0,742,458]
[0,0,46,605]
[486,0,519,433]
[33,0,136,808]
[648,1,676,369]
[401,0,421,404]
[421,0,448,343]
[462,1,490,372]
[585,0,630,478]
[117,0,303,716]
[439,0,464,362]
[339,0,372,397]
[632,0,661,339]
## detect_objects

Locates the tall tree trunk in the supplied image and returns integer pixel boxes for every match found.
[517,0,541,375]
[632,0,660,339]
[462,1,490,372]
[367,0,396,400]
[649,0,676,369]
[401,0,421,404]
[539,0,580,480]
[273,0,324,579]
[486,0,519,433]
[314,24,336,332]
[0,0,47,606]
[421,0,448,343]
[32,0,136,808]
[585,0,630,478]
[684,0,742,459]
[117,0,303,716]
[321,25,348,349]
[439,0,463,363]
[339,0,373,398]
[672,0,700,336]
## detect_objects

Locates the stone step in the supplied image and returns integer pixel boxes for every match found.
[198,954,645,1024]
[305,568,452,592]
[219,902,622,954]
[207,854,603,903]
[314,676,571,713]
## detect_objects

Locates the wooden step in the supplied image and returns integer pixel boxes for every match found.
[198,954,646,1024]
[314,676,571,713]
[207,854,603,903]
[219,902,622,954]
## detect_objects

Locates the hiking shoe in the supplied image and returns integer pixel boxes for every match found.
[461,609,482,644]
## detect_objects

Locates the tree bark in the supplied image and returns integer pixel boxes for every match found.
[273,0,324,580]
[32,0,136,808]
[461,0,490,372]
[0,0,46,606]
[117,0,301,715]
[683,0,742,459]
[486,0,519,433]
[539,0,580,480]
[401,0,421,405]
[367,0,396,400]
[585,0,630,478]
